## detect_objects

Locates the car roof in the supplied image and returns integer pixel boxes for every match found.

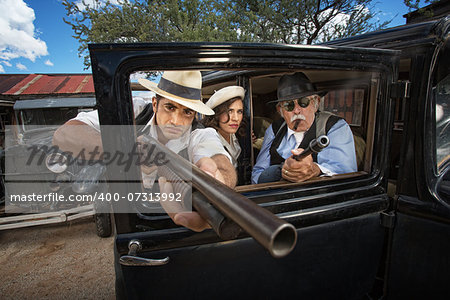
[322,17,449,50]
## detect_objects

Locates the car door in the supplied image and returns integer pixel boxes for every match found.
[384,30,450,299]
[89,43,400,299]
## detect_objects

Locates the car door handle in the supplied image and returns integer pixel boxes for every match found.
[119,240,169,267]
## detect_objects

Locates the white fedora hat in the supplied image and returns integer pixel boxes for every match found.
[138,71,214,115]
[205,86,245,109]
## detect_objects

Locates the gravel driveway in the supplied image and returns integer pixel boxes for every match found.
[0,218,115,299]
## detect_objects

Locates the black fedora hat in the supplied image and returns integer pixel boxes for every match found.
[268,72,325,104]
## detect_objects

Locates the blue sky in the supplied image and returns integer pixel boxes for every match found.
[0,0,423,75]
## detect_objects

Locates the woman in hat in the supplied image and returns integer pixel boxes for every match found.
[202,86,246,169]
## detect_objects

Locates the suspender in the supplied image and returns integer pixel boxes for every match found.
[269,119,288,165]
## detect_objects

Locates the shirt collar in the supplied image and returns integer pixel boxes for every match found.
[286,125,305,145]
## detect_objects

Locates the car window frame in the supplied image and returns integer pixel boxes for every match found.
[425,37,450,206]
[88,42,400,234]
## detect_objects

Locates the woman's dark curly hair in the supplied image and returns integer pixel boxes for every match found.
[201,97,247,137]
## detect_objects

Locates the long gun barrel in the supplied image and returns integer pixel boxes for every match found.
[141,135,297,258]
[292,135,330,161]
[157,167,242,241]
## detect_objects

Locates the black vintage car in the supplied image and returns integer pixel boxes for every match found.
[1,97,113,237]
[88,16,449,299]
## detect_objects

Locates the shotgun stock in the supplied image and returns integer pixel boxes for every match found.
[140,135,297,258]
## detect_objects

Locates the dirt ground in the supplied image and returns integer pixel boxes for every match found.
[0,218,115,299]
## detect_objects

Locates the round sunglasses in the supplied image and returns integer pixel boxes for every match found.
[280,97,312,112]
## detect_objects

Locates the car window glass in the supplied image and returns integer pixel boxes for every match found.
[19,108,86,129]
[431,39,449,203]
[433,38,450,172]
[321,88,365,126]
[128,68,382,232]
[435,75,450,171]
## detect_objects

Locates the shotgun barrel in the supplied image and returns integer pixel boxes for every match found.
[158,165,242,240]
[141,135,297,258]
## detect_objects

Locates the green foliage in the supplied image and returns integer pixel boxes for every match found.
[403,0,438,11]
[403,0,438,19]
[227,0,390,44]
[63,0,391,69]
[63,0,166,68]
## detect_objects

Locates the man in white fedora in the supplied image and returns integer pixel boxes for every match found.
[53,71,236,232]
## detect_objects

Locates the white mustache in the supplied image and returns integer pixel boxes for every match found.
[290,114,306,122]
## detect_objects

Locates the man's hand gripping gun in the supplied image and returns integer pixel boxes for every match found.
[292,135,330,161]
[257,135,330,183]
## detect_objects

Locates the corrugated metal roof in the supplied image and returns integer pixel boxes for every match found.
[0,74,29,94]
[0,74,95,96]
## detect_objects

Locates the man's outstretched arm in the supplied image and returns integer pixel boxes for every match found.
[210,154,237,188]
[52,120,104,159]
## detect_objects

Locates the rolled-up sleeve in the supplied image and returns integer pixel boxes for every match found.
[72,110,101,131]
[317,119,357,174]
[189,128,232,164]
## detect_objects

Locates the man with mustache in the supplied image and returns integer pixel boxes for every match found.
[54,71,236,232]
[252,72,357,184]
